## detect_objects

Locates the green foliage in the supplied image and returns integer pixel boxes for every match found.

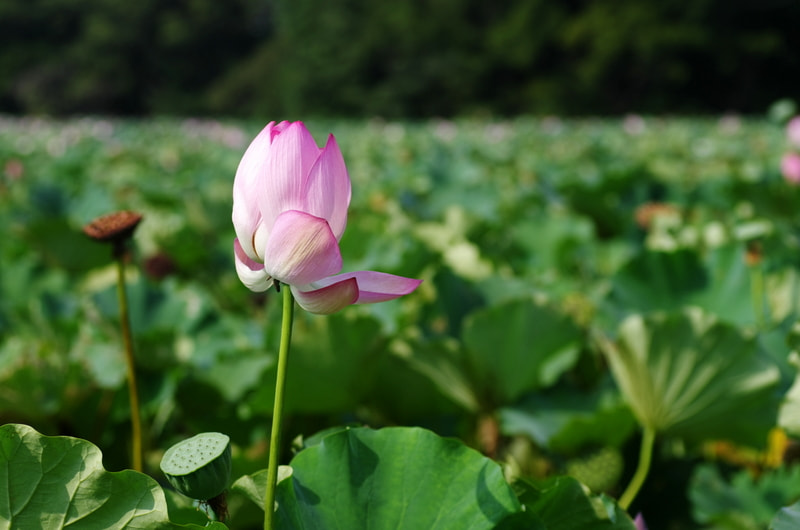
[462,299,583,405]
[509,476,636,529]
[609,245,756,327]
[0,0,264,114]
[235,426,522,529]
[772,501,800,529]
[690,463,800,529]
[0,424,226,529]
[599,309,781,446]
[1,116,800,526]
[499,386,635,454]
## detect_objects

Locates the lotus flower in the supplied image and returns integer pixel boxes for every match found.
[781,152,800,185]
[233,121,421,314]
[788,116,800,148]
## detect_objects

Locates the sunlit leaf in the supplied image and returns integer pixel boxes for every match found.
[234,426,522,529]
[0,424,225,529]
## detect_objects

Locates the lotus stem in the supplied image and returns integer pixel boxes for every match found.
[619,426,656,511]
[750,263,765,327]
[264,284,295,530]
[115,250,143,473]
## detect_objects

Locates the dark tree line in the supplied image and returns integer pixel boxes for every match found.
[2,0,799,117]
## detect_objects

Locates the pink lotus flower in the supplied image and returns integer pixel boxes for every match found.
[233,121,421,314]
[788,116,800,148]
[782,152,800,185]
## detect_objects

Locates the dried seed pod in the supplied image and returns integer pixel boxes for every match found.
[83,210,143,258]
[83,210,143,243]
[160,432,232,501]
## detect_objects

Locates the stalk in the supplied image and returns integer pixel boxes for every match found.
[264,284,295,530]
[619,426,656,511]
[115,249,142,472]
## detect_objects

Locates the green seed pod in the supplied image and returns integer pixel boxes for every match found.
[160,432,232,500]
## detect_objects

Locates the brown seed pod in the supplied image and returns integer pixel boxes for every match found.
[83,210,143,243]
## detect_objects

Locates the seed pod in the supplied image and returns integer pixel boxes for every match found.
[82,210,143,258]
[160,432,232,500]
[83,210,143,243]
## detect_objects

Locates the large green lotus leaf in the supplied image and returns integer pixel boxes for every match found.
[508,476,636,529]
[599,309,781,445]
[367,340,469,421]
[610,245,755,327]
[462,299,583,404]
[0,424,225,529]
[772,501,800,530]
[245,312,383,415]
[690,463,800,528]
[233,426,522,529]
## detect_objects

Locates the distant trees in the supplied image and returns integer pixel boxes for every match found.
[0,0,265,114]
[2,0,799,117]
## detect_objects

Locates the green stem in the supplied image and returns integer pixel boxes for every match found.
[750,263,765,328]
[115,254,142,472]
[619,426,656,511]
[264,285,295,530]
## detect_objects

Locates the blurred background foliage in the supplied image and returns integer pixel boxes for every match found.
[1,0,799,118]
[2,115,799,528]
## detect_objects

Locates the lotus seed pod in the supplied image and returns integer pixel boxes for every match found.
[160,432,232,500]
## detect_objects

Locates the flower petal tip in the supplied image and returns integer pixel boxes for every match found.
[292,277,359,315]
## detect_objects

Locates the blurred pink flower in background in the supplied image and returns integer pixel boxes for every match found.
[788,116,800,148]
[781,152,800,185]
[232,121,421,314]
[634,513,648,530]
[623,114,646,135]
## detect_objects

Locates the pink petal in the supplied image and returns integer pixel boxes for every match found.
[234,239,272,292]
[259,122,322,231]
[263,210,342,285]
[315,270,422,304]
[782,153,800,184]
[233,122,277,247]
[291,277,359,314]
[788,116,800,148]
[233,189,260,261]
[303,134,352,240]
[234,121,276,201]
